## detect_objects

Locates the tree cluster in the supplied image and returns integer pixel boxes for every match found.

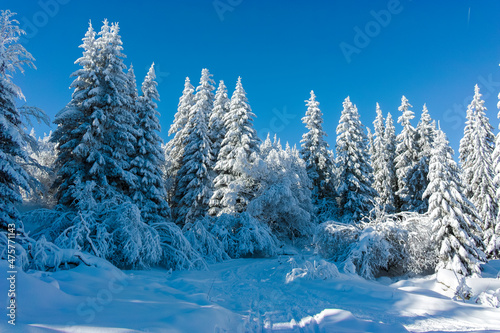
[1,12,500,278]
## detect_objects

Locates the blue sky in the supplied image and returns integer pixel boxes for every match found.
[9,0,500,153]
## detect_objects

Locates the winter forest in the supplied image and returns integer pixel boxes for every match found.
[2,7,500,332]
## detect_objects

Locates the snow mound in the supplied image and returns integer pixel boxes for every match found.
[285,258,339,283]
[273,308,409,332]
[475,288,500,308]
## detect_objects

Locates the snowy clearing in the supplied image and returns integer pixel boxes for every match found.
[2,253,500,333]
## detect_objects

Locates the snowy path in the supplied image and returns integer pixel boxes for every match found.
[1,255,500,332]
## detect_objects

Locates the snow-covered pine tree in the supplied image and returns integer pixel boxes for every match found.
[394,96,419,212]
[459,86,482,199]
[423,129,485,276]
[406,104,436,213]
[95,21,137,196]
[209,77,260,216]
[52,21,99,206]
[129,63,170,223]
[52,21,137,205]
[460,86,497,257]
[372,104,388,212]
[172,69,215,224]
[0,9,34,232]
[367,127,375,161]
[209,80,230,163]
[164,77,195,202]
[383,112,398,213]
[126,64,138,101]
[492,95,500,257]
[260,133,282,157]
[300,90,335,201]
[335,97,377,223]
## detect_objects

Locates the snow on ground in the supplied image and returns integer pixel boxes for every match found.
[1,251,500,333]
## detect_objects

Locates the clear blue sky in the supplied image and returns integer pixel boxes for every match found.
[9,0,500,153]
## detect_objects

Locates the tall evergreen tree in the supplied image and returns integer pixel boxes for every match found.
[492,96,500,257]
[424,130,485,276]
[129,63,170,223]
[394,96,419,212]
[209,77,260,216]
[461,86,497,257]
[209,80,230,163]
[335,97,376,222]
[96,21,137,195]
[52,21,137,205]
[383,112,398,213]
[459,86,481,199]
[372,104,396,213]
[164,77,194,202]
[52,21,99,206]
[366,127,375,162]
[299,91,335,201]
[406,104,436,213]
[0,10,34,231]
[172,69,215,223]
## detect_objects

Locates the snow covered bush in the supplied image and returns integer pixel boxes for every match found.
[26,183,162,269]
[475,288,500,308]
[248,138,314,239]
[285,257,339,283]
[182,220,229,264]
[0,220,98,272]
[315,212,436,279]
[344,213,436,279]
[203,213,280,259]
[315,197,339,223]
[314,221,360,262]
[152,221,207,270]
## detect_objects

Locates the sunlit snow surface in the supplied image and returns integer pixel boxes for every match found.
[1,253,500,332]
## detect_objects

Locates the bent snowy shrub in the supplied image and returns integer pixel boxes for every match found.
[182,220,229,264]
[314,221,360,262]
[152,221,207,270]
[204,212,280,259]
[285,257,339,283]
[26,183,164,269]
[315,212,437,279]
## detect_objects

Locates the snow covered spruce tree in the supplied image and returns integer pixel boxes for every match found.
[459,87,478,199]
[300,90,335,202]
[0,10,35,234]
[394,96,420,212]
[129,63,170,223]
[406,104,436,213]
[52,20,137,205]
[172,68,215,224]
[459,85,497,257]
[366,127,375,160]
[372,104,396,213]
[424,129,485,276]
[209,77,260,216]
[209,80,230,163]
[164,77,195,202]
[49,21,165,268]
[335,97,376,223]
[0,10,89,271]
[492,96,500,258]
